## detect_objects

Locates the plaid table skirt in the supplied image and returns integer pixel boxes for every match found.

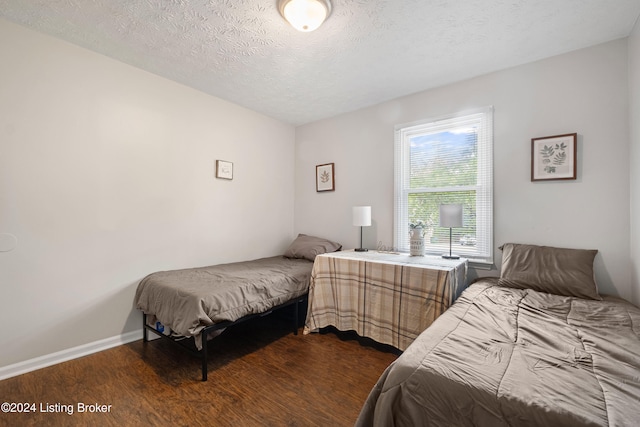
[304,250,467,351]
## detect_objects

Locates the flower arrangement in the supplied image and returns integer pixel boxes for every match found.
[409,220,427,229]
[410,217,434,229]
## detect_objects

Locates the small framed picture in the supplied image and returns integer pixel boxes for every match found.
[531,133,577,181]
[216,160,233,180]
[316,163,335,192]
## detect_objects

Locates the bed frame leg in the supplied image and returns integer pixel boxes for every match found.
[142,313,148,342]
[293,298,299,336]
[201,334,208,381]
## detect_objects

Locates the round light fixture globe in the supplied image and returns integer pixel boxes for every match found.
[278,0,332,32]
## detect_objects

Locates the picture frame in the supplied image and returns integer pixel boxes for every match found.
[316,163,335,192]
[216,160,233,180]
[531,133,577,181]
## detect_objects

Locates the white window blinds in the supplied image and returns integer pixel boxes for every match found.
[394,106,494,263]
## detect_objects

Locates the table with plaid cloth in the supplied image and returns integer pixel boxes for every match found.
[303,250,467,351]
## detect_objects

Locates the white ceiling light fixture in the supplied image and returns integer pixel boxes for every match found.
[278,0,332,32]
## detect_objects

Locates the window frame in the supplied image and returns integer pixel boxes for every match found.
[393,106,494,264]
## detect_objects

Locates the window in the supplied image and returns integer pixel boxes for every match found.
[394,107,493,263]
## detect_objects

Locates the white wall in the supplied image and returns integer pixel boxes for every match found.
[630,18,640,306]
[295,39,633,303]
[0,19,296,369]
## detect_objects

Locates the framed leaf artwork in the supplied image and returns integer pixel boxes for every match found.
[531,133,577,181]
[316,163,335,192]
[216,160,233,180]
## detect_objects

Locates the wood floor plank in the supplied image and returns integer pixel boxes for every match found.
[0,313,399,426]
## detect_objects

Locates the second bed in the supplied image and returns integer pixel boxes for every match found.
[134,234,342,380]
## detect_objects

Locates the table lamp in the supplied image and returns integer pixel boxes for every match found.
[353,206,371,252]
[439,204,462,259]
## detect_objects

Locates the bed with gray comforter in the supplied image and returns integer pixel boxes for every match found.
[134,234,342,380]
[356,244,640,426]
[135,255,313,347]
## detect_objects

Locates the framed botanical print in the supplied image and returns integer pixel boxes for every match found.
[316,163,335,192]
[531,133,577,181]
[216,160,233,180]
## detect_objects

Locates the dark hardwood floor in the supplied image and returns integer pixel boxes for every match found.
[0,311,399,426]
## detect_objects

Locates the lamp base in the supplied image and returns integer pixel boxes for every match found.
[442,254,460,259]
[355,248,369,252]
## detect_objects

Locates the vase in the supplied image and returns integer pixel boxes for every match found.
[409,227,425,256]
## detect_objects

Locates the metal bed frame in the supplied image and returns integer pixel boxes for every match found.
[142,294,308,381]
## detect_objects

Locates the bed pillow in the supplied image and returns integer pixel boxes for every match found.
[498,243,601,300]
[284,234,342,261]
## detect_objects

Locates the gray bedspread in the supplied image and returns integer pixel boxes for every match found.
[135,256,313,346]
[356,278,640,427]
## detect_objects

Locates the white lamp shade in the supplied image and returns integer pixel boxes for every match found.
[439,204,463,228]
[279,0,331,32]
[352,206,372,227]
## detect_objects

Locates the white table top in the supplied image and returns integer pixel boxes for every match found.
[317,249,467,271]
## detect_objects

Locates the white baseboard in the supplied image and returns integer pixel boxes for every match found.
[0,330,144,381]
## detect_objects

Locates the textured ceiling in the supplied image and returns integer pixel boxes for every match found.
[1,0,639,125]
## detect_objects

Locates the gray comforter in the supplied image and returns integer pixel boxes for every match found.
[135,256,313,346]
[356,278,640,426]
